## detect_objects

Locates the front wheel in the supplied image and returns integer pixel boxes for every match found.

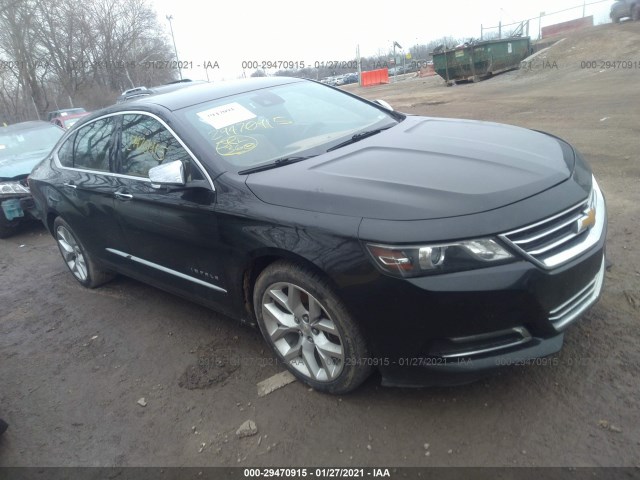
[54,217,114,288]
[253,261,372,394]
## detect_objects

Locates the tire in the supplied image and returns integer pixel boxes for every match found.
[632,6,640,21]
[53,217,114,288]
[253,260,372,394]
[612,15,620,23]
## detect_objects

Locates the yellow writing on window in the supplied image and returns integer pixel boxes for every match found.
[128,135,169,162]
[211,116,293,142]
[215,135,257,156]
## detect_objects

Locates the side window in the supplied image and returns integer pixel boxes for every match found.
[120,114,203,180]
[73,117,115,172]
[57,132,75,167]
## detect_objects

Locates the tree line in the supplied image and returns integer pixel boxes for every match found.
[0,0,177,123]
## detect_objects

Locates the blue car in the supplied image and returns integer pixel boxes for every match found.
[0,121,64,238]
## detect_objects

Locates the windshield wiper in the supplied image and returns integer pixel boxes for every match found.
[238,155,318,175]
[326,126,394,152]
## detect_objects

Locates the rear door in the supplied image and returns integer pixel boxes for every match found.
[54,116,130,265]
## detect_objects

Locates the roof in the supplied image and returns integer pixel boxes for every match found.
[123,77,304,111]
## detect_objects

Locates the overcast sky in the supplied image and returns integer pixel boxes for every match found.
[150,0,612,81]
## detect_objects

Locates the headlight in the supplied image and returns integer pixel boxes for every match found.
[366,239,514,277]
[0,181,30,196]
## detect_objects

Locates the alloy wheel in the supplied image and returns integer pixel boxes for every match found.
[56,225,88,281]
[261,282,344,382]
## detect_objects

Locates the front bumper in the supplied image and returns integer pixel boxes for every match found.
[379,333,565,387]
[340,187,607,387]
[374,253,605,387]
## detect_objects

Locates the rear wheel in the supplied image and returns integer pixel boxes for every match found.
[253,261,372,394]
[54,217,114,288]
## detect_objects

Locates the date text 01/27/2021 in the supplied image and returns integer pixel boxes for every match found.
[0,60,222,70]
[243,468,391,478]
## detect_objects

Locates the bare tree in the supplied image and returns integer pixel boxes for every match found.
[0,0,177,122]
[0,0,48,117]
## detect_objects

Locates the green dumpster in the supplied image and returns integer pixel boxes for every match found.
[433,37,531,85]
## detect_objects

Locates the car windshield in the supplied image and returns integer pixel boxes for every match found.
[179,80,400,171]
[0,125,63,160]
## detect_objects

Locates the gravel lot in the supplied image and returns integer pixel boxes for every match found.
[1,23,639,468]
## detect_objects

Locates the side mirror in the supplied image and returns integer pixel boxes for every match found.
[149,160,185,187]
[373,99,394,111]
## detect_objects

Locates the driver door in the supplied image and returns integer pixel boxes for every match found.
[108,113,230,311]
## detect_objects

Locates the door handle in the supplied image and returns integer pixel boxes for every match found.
[63,182,77,189]
[114,191,133,200]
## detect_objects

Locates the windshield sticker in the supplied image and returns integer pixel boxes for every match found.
[210,116,294,142]
[197,102,256,129]
[215,135,257,156]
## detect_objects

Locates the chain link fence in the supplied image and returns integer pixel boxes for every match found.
[480,0,612,40]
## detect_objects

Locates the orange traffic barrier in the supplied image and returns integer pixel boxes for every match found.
[361,68,389,87]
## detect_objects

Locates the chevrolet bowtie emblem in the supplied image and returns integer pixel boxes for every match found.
[576,208,596,235]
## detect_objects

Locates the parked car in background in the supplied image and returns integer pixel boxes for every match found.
[29,77,606,393]
[610,0,640,22]
[333,75,347,86]
[46,108,86,122]
[404,63,418,73]
[342,72,359,84]
[320,76,338,86]
[0,121,64,237]
[51,112,90,130]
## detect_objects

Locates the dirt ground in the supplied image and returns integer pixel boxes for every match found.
[1,23,639,468]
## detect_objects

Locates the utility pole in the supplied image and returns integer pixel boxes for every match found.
[356,44,362,86]
[166,15,183,80]
[392,42,396,82]
[392,41,402,82]
[539,12,545,40]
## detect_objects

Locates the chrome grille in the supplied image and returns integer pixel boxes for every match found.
[548,257,605,331]
[500,179,605,269]
[502,201,587,264]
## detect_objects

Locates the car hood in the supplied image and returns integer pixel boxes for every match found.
[245,117,575,220]
[0,150,50,180]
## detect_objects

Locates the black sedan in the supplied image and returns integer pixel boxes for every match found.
[28,77,607,393]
